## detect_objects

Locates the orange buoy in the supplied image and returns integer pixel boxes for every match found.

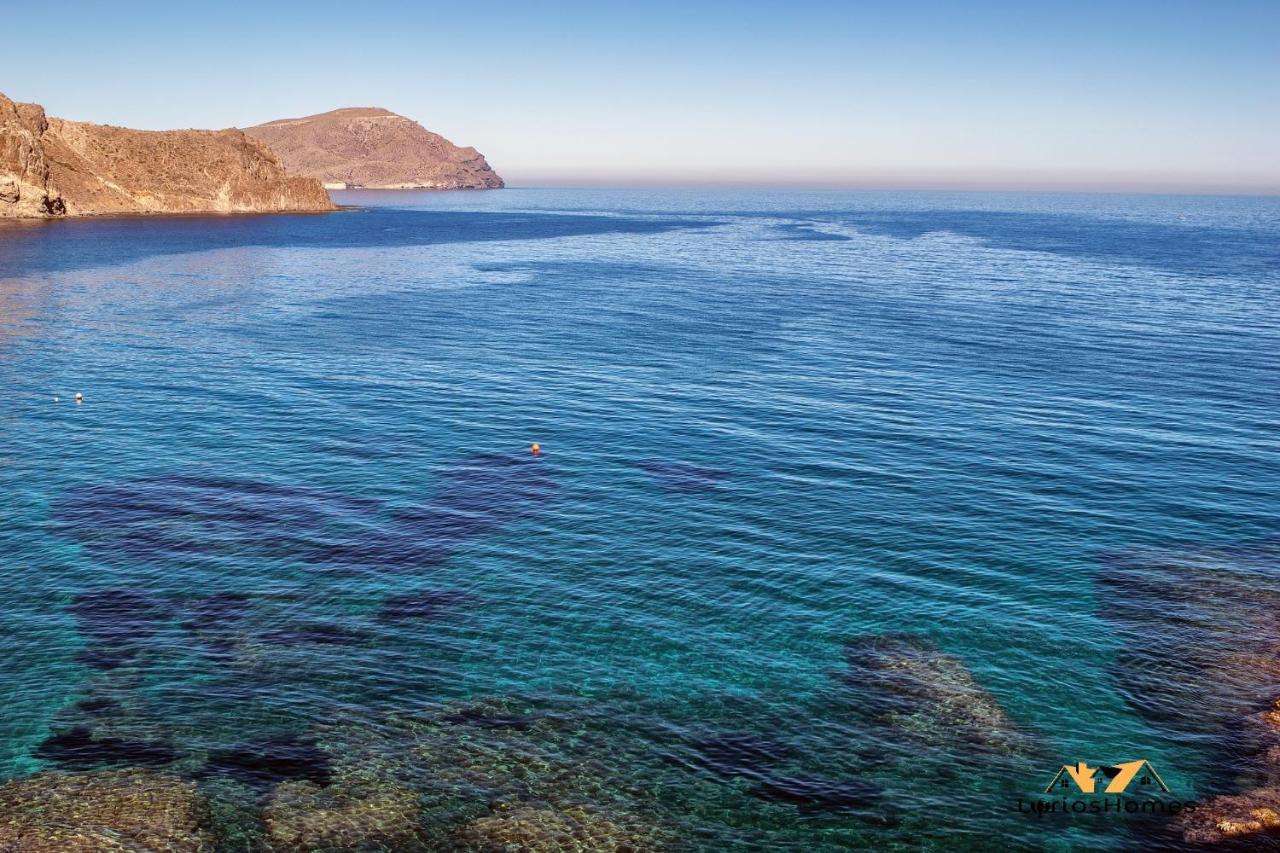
[530,443,541,456]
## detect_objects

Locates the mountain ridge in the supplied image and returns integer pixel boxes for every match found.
[245,107,503,190]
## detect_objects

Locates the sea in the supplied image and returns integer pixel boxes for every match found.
[0,188,1277,850]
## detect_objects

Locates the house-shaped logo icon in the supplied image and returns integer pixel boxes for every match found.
[1044,760,1169,795]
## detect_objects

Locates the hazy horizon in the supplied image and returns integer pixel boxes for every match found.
[4,0,1277,194]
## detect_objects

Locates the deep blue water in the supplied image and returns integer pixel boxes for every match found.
[0,189,1277,850]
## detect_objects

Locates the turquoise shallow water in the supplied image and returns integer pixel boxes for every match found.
[0,189,1277,850]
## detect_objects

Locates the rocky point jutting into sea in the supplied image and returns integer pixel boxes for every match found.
[245,107,504,190]
[0,92,334,218]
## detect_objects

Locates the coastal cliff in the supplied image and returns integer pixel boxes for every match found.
[245,107,503,190]
[0,92,334,218]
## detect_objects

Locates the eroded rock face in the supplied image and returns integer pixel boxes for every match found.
[246,107,503,189]
[0,90,334,218]
[0,94,55,217]
[0,768,213,852]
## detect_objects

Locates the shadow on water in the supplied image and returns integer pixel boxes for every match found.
[0,208,722,277]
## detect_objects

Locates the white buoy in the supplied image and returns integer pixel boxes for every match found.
[74,392,83,403]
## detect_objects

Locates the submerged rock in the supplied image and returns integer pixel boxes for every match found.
[1099,543,1280,846]
[1096,543,1280,740]
[838,634,1025,753]
[453,805,659,852]
[313,697,680,846]
[264,779,423,851]
[1177,786,1280,846]
[0,768,212,851]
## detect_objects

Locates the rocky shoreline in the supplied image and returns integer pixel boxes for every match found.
[0,92,335,220]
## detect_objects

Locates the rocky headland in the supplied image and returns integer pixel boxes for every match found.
[245,107,503,190]
[0,92,335,219]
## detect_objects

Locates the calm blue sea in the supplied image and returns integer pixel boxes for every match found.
[0,189,1277,850]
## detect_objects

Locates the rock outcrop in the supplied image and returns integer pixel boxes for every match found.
[0,91,335,218]
[838,634,1028,754]
[245,107,503,189]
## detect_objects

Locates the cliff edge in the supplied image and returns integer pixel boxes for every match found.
[245,107,503,190]
[0,92,335,218]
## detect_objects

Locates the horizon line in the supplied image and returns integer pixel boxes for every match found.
[348,180,1280,198]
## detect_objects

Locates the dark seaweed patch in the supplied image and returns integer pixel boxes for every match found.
[663,732,881,820]
[201,735,331,787]
[393,454,558,534]
[178,592,252,633]
[748,774,882,813]
[50,474,382,565]
[34,727,177,769]
[259,623,374,646]
[68,589,172,670]
[632,460,727,493]
[69,589,169,644]
[52,455,555,578]
[319,453,558,574]
[682,733,794,780]
[441,705,539,730]
[71,696,122,716]
[377,590,472,623]
[176,592,254,659]
[74,647,138,671]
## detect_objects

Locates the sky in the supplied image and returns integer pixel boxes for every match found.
[3,0,1277,192]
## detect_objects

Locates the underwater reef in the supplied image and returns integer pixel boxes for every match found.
[0,768,214,851]
[835,633,1029,756]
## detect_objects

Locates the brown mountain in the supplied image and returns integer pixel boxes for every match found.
[0,92,334,218]
[245,107,503,190]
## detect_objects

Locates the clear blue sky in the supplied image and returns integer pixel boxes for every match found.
[4,0,1277,191]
